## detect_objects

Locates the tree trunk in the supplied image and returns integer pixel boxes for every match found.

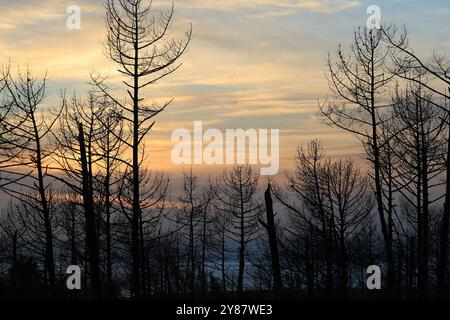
[437,108,450,298]
[32,112,55,288]
[263,184,283,296]
[78,122,102,297]
[201,209,207,295]
[130,4,142,298]
[221,229,227,294]
[370,47,395,288]
[237,212,245,294]
[70,209,77,265]
[11,232,18,288]
[189,211,195,294]
[105,133,112,289]
[420,104,429,299]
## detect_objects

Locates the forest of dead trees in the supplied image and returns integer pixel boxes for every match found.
[0,0,450,300]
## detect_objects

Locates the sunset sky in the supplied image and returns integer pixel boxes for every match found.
[0,0,449,177]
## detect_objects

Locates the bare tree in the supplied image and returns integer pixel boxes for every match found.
[209,205,232,295]
[387,85,447,297]
[92,0,191,296]
[383,24,450,297]
[93,102,127,290]
[0,203,27,288]
[199,183,214,295]
[327,158,373,295]
[0,68,61,288]
[50,92,107,296]
[320,27,398,287]
[0,66,25,174]
[214,165,262,294]
[175,169,213,295]
[176,170,201,294]
[116,168,169,296]
[276,141,373,296]
[284,140,335,294]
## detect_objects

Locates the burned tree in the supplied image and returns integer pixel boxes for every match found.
[116,168,170,296]
[175,170,213,295]
[214,165,261,294]
[0,68,61,288]
[283,141,335,294]
[50,92,108,296]
[92,0,191,296]
[320,27,398,287]
[93,102,127,290]
[327,158,373,295]
[387,85,447,297]
[260,184,283,295]
[383,25,450,297]
[276,141,373,296]
[0,203,26,289]
[209,202,232,295]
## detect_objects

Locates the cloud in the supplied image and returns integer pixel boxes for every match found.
[0,0,446,175]
[176,0,361,16]
[0,0,101,30]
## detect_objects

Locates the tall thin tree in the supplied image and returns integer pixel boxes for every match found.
[92,0,191,296]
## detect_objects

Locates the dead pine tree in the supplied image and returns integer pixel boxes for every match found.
[326,158,373,296]
[92,0,191,297]
[93,101,127,291]
[0,68,62,289]
[320,27,399,289]
[49,92,106,296]
[383,24,450,298]
[276,141,373,297]
[210,203,231,295]
[386,85,447,298]
[77,121,102,296]
[116,167,170,297]
[289,141,335,295]
[214,165,262,295]
[0,66,24,173]
[0,204,27,289]
[175,169,213,296]
[176,169,202,295]
[199,184,214,296]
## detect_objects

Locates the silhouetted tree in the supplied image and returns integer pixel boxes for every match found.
[387,85,447,297]
[320,27,399,288]
[383,24,450,297]
[175,169,213,295]
[276,141,373,297]
[0,68,62,288]
[116,168,169,296]
[259,184,283,295]
[214,165,262,294]
[50,92,108,296]
[0,203,26,288]
[92,0,191,297]
[209,204,232,294]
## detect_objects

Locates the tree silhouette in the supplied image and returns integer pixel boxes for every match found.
[383,24,450,297]
[214,165,262,294]
[320,27,399,288]
[92,0,191,297]
[260,184,283,295]
[0,68,62,288]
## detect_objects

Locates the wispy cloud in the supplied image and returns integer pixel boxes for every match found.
[0,0,447,173]
[177,0,361,15]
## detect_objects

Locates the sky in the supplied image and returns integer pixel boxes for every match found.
[0,0,449,179]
